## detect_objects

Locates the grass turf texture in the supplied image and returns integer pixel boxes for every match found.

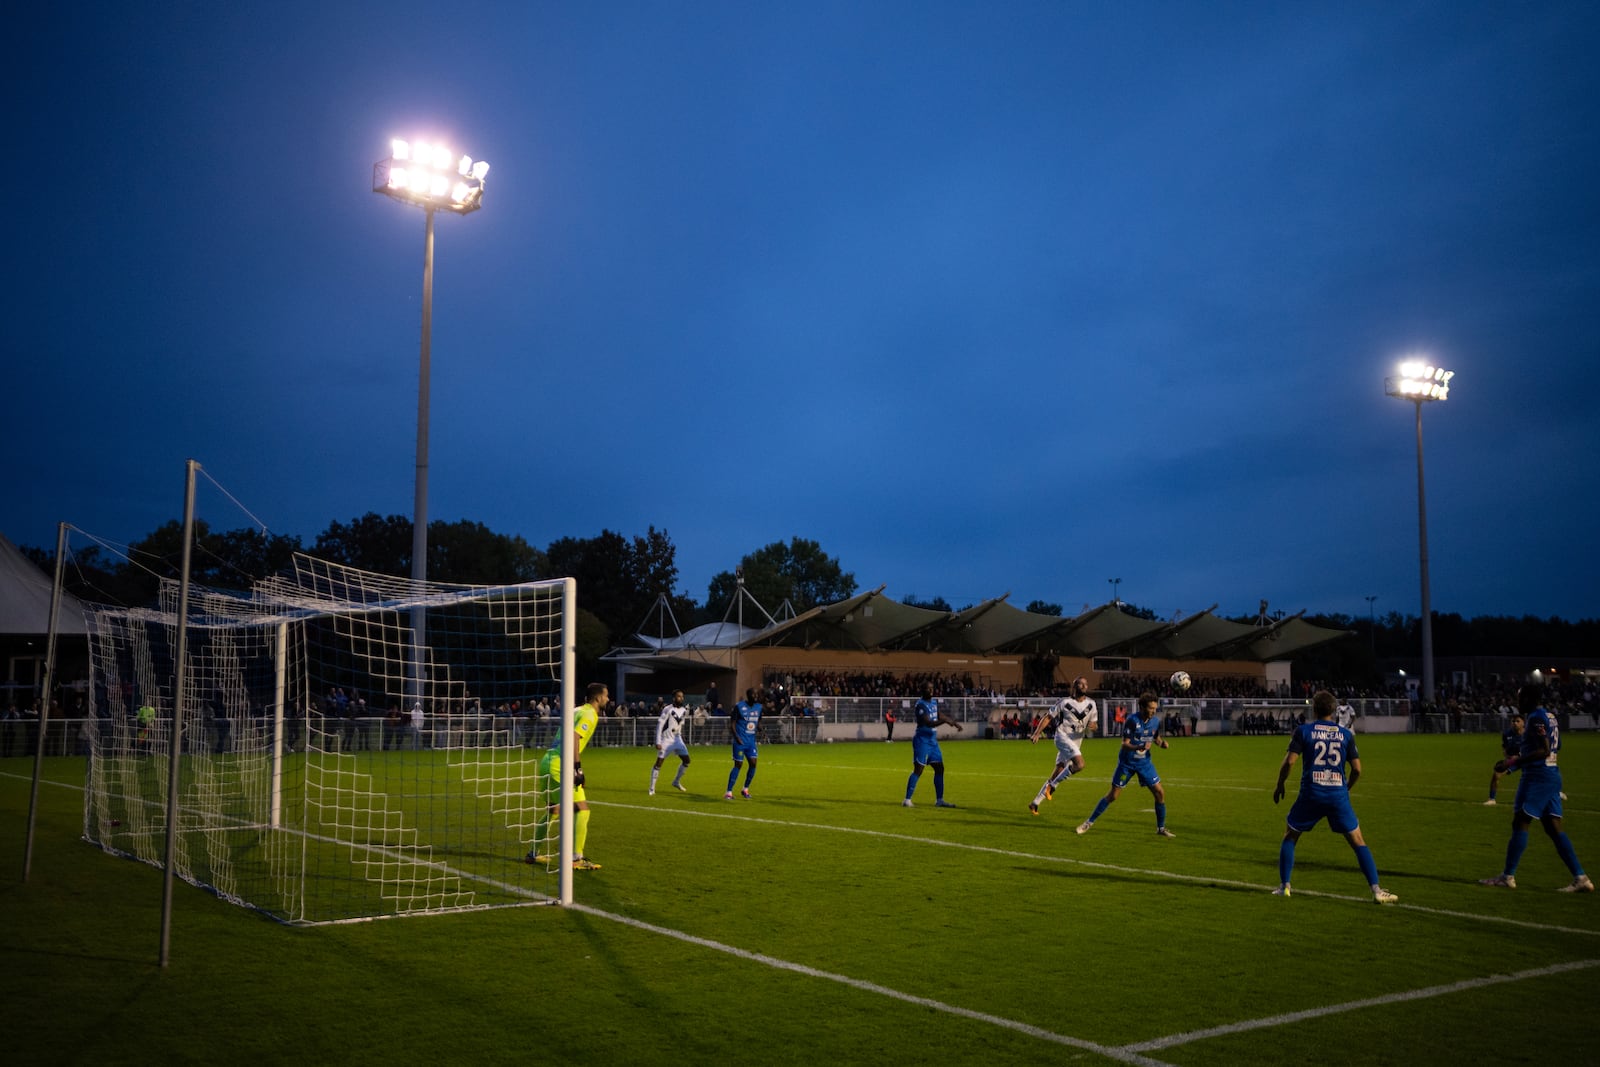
[4,733,1597,1065]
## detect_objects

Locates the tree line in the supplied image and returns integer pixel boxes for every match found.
[23,517,1595,685]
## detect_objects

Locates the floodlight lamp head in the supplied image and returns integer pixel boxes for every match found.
[1385,358,1454,403]
[374,135,488,215]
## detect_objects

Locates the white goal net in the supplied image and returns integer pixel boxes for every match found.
[81,554,575,924]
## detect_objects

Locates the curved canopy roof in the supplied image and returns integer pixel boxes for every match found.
[606,588,1350,665]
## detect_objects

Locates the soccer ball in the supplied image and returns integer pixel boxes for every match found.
[1170,670,1192,692]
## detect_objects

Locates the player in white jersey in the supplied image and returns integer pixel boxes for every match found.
[1335,701,1357,730]
[1028,677,1097,815]
[649,690,692,795]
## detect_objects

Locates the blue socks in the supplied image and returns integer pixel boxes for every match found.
[1554,831,1585,877]
[1505,829,1529,876]
[933,769,945,801]
[727,765,742,794]
[1154,802,1167,830]
[1279,838,1296,884]
[1354,844,1379,887]
[1089,797,1111,823]
[905,774,919,800]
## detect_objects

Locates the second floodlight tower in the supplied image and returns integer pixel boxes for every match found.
[1384,358,1454,706]
[373,137,490,703]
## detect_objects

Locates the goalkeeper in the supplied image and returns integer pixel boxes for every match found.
[1028,677,1097,816]
[525,682,608,871]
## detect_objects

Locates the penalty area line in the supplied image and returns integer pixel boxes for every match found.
[1121,958,1600,1052]
[607,800,1600,939]
[569,900,1172,1067]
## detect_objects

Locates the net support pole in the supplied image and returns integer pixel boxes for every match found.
[21,521,69,882]
[271,621,287,829]
[559,577,576,906]
[159,459,200,968]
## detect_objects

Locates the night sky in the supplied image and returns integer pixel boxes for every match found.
[7,2,1598,623]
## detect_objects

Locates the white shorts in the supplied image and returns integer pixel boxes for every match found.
[1053,737,1083,762]
[658,737,689,760]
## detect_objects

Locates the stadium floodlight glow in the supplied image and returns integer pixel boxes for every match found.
[1388,361,1454,401]
[1384,356,1456,707]
[374,135,488,215]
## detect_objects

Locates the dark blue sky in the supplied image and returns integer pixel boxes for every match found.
[7,2,1597,622]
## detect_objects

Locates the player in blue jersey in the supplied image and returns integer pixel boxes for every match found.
[725,688,763,799]
[1271,690,1399,903]
[1480,683,1593,892]
[1484,712,1524,805]
[903,683,963,807]
[1077,693,1173,837]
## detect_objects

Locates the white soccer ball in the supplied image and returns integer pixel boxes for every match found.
[1170,670,1192,692]
[826,737,834,743]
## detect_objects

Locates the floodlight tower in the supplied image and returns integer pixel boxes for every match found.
[373,138,489,701]
[1384,359,1453,706]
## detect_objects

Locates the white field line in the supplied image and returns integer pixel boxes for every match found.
[1120,958,1600,1053]
[777,759,1599,808]
[568,900,1174,1067]
[604,799,1600,939]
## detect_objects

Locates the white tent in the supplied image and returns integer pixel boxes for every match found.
[0,532,88,635]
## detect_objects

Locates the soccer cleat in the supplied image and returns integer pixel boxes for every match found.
[1075,821,1092,835]
[724,791,734,800]
[1558,874,1595,893]
[936,799,956,808]
[1045,784,1056,801]
[573,857,602,870]
[1482,798,1496,805]
[1561,792,1569,800]
[525,853,553,865]
[1479,874,1516,889]
[648,789,655,796]
[1156,827,1176,838]
[741,788,751,799]
[1272,884,1291,897]
[673,782,687,792]
[1028,802,1040,816]
[1372,887,1399,905]
[902,799,914,807]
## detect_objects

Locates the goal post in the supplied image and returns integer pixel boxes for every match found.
[82,555,576,924]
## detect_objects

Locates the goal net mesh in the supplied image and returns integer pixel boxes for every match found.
[82,554,573,924]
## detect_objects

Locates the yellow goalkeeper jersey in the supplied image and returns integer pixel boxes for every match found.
[540,700,600,775]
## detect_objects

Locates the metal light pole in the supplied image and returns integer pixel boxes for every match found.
[1385,360,1453,706]
[1364,594,1377,657]
[374,138,488,705]
[1109,578,1121,606]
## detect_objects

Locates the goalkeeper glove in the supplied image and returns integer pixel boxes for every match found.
[573,764,585,787]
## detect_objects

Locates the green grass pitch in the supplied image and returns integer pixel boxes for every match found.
[4,733,1597,1065]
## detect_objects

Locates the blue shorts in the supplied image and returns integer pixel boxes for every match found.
[1111,758,1159,789]
[1286,791,1359,835]
[1515,772,1564,821]
[731,738,758,763]
[912,735,944,766]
